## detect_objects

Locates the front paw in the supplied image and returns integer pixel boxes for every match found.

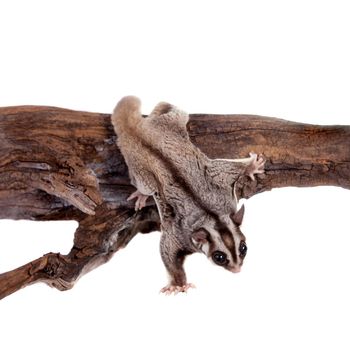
[160,283,196,295]
[247,152,265,180]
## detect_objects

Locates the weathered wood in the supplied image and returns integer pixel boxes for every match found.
[0,106,349,299]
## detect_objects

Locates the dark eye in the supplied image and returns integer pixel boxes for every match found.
[212,251,228,266]
[239,241,248,258]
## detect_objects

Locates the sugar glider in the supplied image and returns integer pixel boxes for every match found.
[111,96,265,294]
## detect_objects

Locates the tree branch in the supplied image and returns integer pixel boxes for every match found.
[0,106,349,299]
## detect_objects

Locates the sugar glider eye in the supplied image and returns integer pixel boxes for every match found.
[212,251,228,266]
[239,241,248,258]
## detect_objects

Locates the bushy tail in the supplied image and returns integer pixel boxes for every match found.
[111,95,142,136]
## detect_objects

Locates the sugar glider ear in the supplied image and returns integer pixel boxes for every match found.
[191,229,209,244]
[231,205,245,226]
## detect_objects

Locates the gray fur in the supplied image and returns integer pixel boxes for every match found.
[111,96,265,293]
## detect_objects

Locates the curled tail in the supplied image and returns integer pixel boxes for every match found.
[111,95,143,137]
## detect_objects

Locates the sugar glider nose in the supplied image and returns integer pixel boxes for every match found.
[229,266,241,273]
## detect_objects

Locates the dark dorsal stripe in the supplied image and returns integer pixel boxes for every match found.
[215,222,238,264]
[139,139,220,220]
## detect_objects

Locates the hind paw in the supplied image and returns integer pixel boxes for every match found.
[127,190,149,211]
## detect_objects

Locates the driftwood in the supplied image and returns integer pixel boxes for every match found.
[0,105,349,299]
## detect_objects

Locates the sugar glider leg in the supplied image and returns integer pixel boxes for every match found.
[126,168,157,211]
[215,152,265,180]
[159,232,195,295]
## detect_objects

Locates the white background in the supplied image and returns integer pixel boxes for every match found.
[0,1,349,349]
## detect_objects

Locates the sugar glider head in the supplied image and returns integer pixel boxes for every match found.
[191,205,247,273]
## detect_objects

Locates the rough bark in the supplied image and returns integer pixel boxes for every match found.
[0,106,349,299]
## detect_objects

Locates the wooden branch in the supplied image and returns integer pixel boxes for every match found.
[0,106,349,299]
